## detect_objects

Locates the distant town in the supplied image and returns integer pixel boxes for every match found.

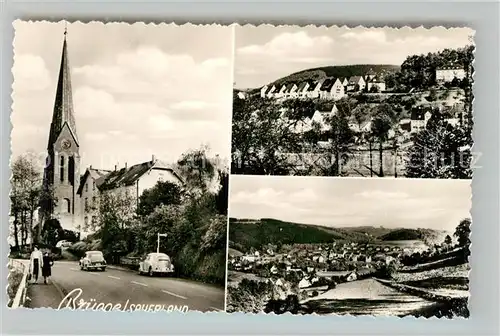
[226,217,471,317]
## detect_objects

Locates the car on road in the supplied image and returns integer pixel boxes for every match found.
[56,240,72,249]
[138,252,174,276]
[80,251,107,271]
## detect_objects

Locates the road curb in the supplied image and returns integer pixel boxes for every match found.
[51,278,68,300]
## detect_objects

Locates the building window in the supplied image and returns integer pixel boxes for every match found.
[68,156,75,186]
[84,216,88,226]
[63,198,71,213]
[85,183,88,192]
[85,198,88,212]
[93,181,96,191]
[60,156,65,183]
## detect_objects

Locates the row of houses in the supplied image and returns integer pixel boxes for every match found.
[260,70,386,101]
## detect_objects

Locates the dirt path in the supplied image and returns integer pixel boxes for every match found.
[301,278,437,316]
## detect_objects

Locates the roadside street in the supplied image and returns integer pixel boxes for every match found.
[24,260,225,313]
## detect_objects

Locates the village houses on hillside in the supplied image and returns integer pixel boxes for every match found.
[260,69,387,101]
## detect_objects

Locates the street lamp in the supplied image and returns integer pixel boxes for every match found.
[157,233,167,253]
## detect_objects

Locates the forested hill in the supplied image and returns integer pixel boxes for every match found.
[229,218,445,253]
[229,218,375,252]
[379,228,446,242]
[269,64,400,88]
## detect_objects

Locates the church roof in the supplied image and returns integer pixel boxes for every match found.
[48,30,78,150]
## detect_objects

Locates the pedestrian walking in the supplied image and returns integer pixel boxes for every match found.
[42,251,54,284]
[29,246,43,283]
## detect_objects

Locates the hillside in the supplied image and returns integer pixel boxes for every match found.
[380,228,445,242]
[229,218,376,252]
[270,64,400,88]
[229,218,445,253]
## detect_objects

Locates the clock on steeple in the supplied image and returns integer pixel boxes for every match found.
[61,139,71,150]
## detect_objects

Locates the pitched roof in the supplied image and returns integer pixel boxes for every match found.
[349,76,364,84]
[76,168,112,195]
[48,32,78,150]
[308,78,325,91]
[297,81,309,92]
[284,83,296,92]
[369,76,384,83]
[320,78,334,91]
[97,160,183,192]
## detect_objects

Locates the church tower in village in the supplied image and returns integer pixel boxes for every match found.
[42,28,81,233]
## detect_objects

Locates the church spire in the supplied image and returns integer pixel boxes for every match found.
[47,26,78,150]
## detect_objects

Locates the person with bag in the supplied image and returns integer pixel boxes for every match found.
[29,246,43,284]
[42,251,54,284]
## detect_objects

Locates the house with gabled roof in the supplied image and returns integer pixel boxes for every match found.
[296,81,311,98]
[283,82,299,99]
[347,76,366,92]
[260,85,269,98]
[341,77,349,88]
[319,77,345,100]
[365,68,376,81]
[266,84,277,98]
[367,76,386,92]
[306,79,325,99]
[76,156,184,237]
[274,84,287,98]
[410,106,433,133]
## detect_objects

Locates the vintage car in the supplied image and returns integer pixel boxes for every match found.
[56,240,72,249]
[80,251,107,271]
[138,252,174,276]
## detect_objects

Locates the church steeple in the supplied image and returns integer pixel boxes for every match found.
[47,27,78,150]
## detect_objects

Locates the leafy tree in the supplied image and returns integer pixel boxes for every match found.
[137,181,183,216]
[95,188,137,260]
[371,104,396,177]
[444,234,452,245]
[405,115,472,179]
[176,145,218,196]
[215,170,229,215]
[319,114,355,176]
[231,94,306,175]
[454,218,471,248]
[10,153,52,247]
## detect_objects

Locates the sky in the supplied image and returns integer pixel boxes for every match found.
[230,176,471,232]
[234,26,474,89]
[12,21,234,171]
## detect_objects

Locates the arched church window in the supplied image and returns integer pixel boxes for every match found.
[60,156,65,183]
[63,198,71,213]
[68,156,75,186]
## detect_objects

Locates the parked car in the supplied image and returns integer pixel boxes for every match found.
[56,240,72,249]
[139,252,174,276]
[80,251,106,271]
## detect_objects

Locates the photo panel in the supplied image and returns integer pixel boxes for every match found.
[8,21,232,313]
[232,26,474,178]
[227,175,471,318]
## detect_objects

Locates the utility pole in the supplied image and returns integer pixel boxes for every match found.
[157,233,167,253]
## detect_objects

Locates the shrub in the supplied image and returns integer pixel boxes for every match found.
[7,264,24,307]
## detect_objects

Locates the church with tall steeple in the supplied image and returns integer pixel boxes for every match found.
[40,28,185,238]
[42,27,82,233]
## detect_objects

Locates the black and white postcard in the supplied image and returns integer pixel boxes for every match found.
[8,21,231,313]
[231,26,474,178]
[227,176,471,318]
